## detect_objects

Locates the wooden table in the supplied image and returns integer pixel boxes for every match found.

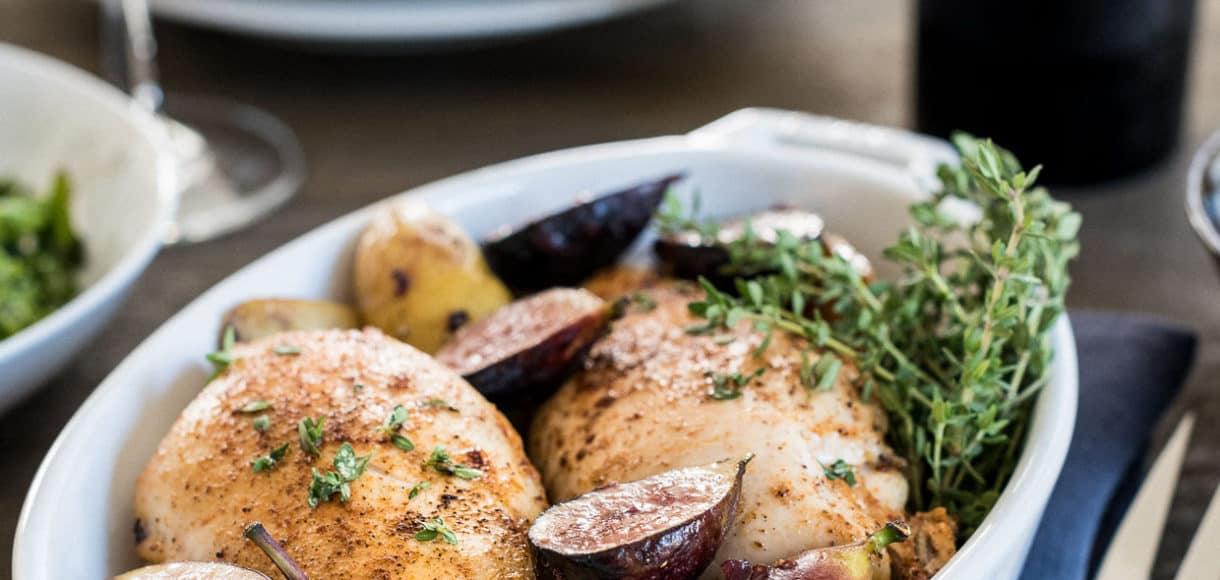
[2,0,1219,577]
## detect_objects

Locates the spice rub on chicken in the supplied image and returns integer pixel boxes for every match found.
[134,328,546,579]
[530,283,919,576]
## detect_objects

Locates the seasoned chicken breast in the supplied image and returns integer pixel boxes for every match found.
[135,328,546,579]
[530,283,908,573]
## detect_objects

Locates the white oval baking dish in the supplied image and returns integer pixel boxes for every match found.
[13,108,1076,580]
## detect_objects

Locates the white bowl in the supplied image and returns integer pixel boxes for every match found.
[0,44,176,412]
[13,109,1076,579]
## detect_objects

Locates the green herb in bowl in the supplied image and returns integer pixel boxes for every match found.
[0,171,83,340]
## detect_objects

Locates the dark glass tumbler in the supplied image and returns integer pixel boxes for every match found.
[916,0,1196,185]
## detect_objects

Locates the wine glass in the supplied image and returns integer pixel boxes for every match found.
[101,0,306,244]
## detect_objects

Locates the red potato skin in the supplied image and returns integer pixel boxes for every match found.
[531,458,749,580]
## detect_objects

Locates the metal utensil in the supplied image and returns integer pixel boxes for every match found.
[100,0,306,244]
[1175,465,1220,579]
[1096,413,1195,580]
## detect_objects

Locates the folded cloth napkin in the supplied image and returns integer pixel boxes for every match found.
[1018,311,1197,580]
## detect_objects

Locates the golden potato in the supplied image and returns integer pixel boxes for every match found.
[114,562,268,579]
[220,299,359,344]
[353,200,511,354]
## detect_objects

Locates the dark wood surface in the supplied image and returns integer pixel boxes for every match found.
[2,0,1219,577]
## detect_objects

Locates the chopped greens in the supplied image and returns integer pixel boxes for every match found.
[706,368,765,401]
[375,405,414,451]
[820,459,857,487]
[239,400,271,413]
[273,344,301,356]
[392,434,416,451]
[208,326,237,379]
[421,398,459,412]
[667,135,1079,535]
[630,292,657,311]
[252,443,289,473]
[377,405,409,435]
[415,517,458,545]
[252,414,271,432]
[298,416,325,455]
[423,445,483,480]
[307,442,373,508]
[409,481,430,499]
[0,172,83,340]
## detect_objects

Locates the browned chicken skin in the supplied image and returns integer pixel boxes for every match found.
[135,329,546,579]
[531,283,914,577]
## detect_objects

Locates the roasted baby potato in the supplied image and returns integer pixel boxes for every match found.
[114,562,269,579]
[220,299,360,344]
[720,521,909,580]
[353,200,511,354]
[580,265,664,301]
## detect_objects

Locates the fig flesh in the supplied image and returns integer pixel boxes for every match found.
[529,455,752,580]
[483,174,684,290]
[719,521,910,580]
[435,288,610,399]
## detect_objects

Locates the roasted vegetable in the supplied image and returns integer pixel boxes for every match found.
[885,508,957,579]
[354,200,512,354]
[529,455,751,580]
[435,288,609,399]
[654,208,829,287]
[220,299,359,344]
[482,174,683,291]
[580,266,664,302]
[719,522,909,580]
[114,563,269,579]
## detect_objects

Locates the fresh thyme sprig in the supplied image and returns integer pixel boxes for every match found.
[673,134,1079,536]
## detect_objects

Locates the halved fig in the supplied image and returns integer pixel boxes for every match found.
[719,521,909,580]
[529,455,752,580]
[435,288,610,398]
[656,208,876,290]
[483,174,684,291]
[114,563,269,579]
[654,208,827,286]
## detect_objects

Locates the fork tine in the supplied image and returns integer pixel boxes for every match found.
[1174,472,1220,579]
[1096,413,1196,580]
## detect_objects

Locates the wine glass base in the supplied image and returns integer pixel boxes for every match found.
[159,93,306,244]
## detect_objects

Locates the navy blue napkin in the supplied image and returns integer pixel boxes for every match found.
[1019,312,1197,580]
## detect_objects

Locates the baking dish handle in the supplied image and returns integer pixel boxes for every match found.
[690,108,958,190]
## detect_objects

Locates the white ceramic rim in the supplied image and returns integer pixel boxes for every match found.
[1185,129,1220,257]
[148,0,675,43]
[15,111,1078,578]
[0,44,178,369]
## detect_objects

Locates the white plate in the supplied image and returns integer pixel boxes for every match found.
[149,0,677,46]
[0,43,176,412]
[13,108,1077,580]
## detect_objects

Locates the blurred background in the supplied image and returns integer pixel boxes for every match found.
[2,0,1220,577]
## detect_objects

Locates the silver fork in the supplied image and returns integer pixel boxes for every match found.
[1095,413,1220,579]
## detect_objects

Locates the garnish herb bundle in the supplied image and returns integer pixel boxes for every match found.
[666,135,1079,535]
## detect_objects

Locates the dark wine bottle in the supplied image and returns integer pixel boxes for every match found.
[916,0,1196,185]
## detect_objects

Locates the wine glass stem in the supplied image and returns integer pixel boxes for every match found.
[100,0,164,113]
